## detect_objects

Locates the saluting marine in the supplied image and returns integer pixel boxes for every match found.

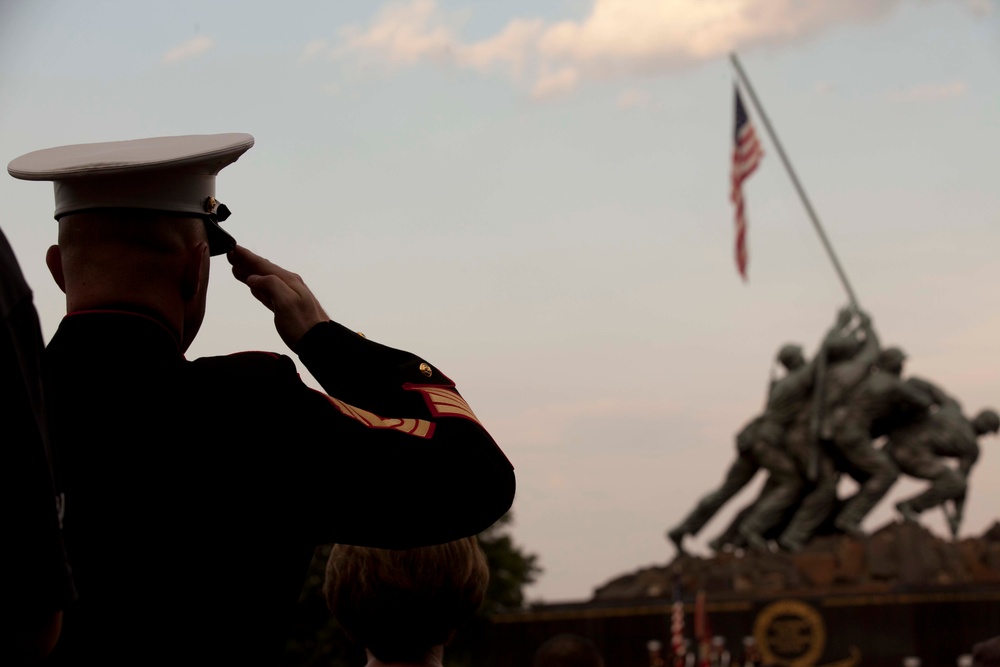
[8,134,515,665]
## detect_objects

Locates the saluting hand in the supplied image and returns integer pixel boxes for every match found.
[227,245,330,351]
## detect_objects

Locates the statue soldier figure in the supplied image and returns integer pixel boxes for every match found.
[666,346,805,554]
[738,308,871,551]
[670,308,874,554]
[823,347,933,537]
[731,342,818,552]
[886,378,999,537]
[776,310,880,551]
[674,304,994,555]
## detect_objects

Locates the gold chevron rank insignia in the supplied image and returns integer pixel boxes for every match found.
[319,392,436,439]
[403,384,482,426]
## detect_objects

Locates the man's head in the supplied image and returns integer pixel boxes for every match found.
[8,133,254,350]
[46,211,211,351]
[972,409,1000,437]
[777,344,805,371]
[877,347,907,376]
[323,538,489,664]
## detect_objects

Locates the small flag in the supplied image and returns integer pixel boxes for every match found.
[694,589,711,667]
[731,86,763,280]
[671,580,685,667]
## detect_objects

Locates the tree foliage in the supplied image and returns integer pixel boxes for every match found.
[477,512,542,614]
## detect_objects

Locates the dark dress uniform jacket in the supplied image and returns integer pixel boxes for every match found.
[44,311,515,665]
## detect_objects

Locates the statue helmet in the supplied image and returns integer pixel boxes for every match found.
[776,344,804,369]
[877,347,907,372]
[973,409,1000,435]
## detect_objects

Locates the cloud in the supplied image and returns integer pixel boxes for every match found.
[299,39,330,64]
[965,0,993,17]
[457,18,545,77]
[161,35,216,64]
[888,81,967,102]
[326,0,901,96]
[532,66,580,99]
[335,0,456,68]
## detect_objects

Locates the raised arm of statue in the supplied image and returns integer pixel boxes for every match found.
[810,309,868,433]
[830,314,880,400]
[855,311,880,365]
[807,307,858,476]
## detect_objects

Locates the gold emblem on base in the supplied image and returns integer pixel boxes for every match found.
[754,600,826,667]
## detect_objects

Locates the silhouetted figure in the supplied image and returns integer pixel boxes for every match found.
[323,538,489,667]
[1,228,75,663]
[10,134,514,665]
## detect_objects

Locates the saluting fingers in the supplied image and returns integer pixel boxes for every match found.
[226,244,331,350]
[229,246,290,282]
[245,274,300,314]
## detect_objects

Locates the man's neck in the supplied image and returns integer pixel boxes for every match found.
[66,299,182,346]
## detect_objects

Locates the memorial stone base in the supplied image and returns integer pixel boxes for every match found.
[492,521,1000,667]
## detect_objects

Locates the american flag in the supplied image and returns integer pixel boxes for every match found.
[694,589,711,667]
[671,581,685,667]
[730,86,764,280]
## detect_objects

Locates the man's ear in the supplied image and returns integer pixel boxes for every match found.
[45,245,66,294]
[181,242,209,301]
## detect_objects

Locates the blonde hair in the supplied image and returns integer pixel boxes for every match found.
[324,538,489,663]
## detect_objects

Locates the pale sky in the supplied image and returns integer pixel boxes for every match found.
[2,0,999,603]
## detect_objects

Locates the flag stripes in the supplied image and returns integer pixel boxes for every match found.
[731,87,763,280]
[671,581,685,667]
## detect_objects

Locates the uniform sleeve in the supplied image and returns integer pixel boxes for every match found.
[281,321,516,548]
[296,321,447,414]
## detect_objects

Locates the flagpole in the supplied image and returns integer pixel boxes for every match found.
[729,52,860,311]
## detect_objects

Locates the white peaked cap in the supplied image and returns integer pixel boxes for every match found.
[7,133,255,255]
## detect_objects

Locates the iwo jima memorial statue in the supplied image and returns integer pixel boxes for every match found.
[491,57,1000,667]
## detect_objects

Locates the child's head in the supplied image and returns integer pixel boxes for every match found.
[324,537,489,664]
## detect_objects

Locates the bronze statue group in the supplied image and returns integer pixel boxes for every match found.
[668,307,999,555]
